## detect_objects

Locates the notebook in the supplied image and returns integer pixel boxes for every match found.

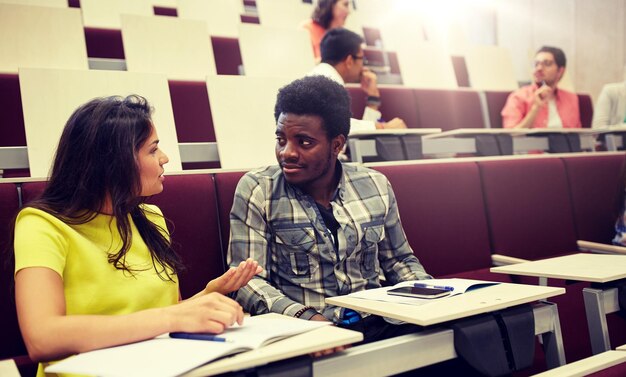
[45,315,330,377]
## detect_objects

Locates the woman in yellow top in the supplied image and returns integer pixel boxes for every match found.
[12,95,261,373]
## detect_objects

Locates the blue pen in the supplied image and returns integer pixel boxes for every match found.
[169,332,228,342]
[413,283,455,291]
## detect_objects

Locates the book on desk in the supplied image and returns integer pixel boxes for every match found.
[45,315,331,377]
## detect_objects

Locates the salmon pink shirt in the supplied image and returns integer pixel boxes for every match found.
[501,84,581,128]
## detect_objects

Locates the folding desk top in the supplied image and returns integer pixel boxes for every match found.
[255,0,312,30]
[0,4,87,74]
[395,42,458,89]
[81,0,153,29]
[182,314,362,377]
[464,45,518,91]
[19,68,182,178]
[121,14,216,81]
[238,24,315,79]
[491,253,626,283]
[177,0,243,38]
[326,283,564,326]
[206,75,291,170]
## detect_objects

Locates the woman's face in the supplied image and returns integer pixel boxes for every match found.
[137,126,169,197]
[332,0,350,27]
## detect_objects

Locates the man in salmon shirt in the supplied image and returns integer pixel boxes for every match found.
[501,46,581,129]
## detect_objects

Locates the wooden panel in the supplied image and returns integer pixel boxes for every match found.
[19,68,182,177]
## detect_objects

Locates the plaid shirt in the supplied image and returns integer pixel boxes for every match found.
[228,163,430,323]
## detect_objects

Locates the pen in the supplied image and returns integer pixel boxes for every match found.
[169,332,228,342]
[413,283,454,291]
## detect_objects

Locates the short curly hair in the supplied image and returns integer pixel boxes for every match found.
[274,75,351,139]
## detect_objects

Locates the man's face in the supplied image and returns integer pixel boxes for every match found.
[533,51,564,86]
[345,47,365,83]
[275,113,342,188]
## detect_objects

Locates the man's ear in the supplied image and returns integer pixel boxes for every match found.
[332,134,346,155]
[556,67,565,82]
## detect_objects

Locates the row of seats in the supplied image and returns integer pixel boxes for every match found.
[0,72,595,176]
[1,152,625,375]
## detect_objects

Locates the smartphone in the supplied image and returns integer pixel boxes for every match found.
[387,286,451,299]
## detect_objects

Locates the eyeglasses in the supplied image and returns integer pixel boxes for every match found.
[533,60,556,68]
[352,54,367,64]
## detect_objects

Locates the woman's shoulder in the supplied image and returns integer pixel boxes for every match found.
[16,206,63,226]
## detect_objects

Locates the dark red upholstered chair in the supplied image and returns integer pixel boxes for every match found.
[585,362,626,377]
[168,80,220,169]
[0,74,26,147]
[578,93,594,128]
[84,28,125,59]
[386,51,400,75]
[562,154,626,352]
[478,157,596,362]
[345,86,367,120]
[378,87,420,128]
[451,55,470,87]
[20,181,46,205]
[478,158,578,260]
[0,183,29,364]
[0,74,29,177]
[371,162,500,279]
[363,27,381,47]
[413,89,485,130]
[240,14,260,24]
[211,36,243,75]
[484,90,512,129]
[147,174,225,299]
[345,86,419,128]
[563,154,624,243]
[153,6,177,17]
[213,171,246,256]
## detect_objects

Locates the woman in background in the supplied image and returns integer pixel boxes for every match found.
[13,95,260,374]
[302,0,351,60]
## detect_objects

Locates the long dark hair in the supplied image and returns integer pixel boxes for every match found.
[22,95,182,280]
[312,0,338,29]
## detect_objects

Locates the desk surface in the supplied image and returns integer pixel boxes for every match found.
[183,317,362,376]
[349,128,441,137]
[424,128,598,139]
[326,283,564,326]
[490,253,626,283]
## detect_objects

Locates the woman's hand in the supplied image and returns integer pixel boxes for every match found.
[167,292,244,334]
[204,258,263,295]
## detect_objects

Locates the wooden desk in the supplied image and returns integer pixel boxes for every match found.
[348,128,441,163]
[183,320,362,376]
[423,128,596,155]
[592,125,626,151]
[326,283,566,372]
[491,253,626,355]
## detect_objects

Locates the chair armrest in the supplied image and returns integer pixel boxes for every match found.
[577,240,626,255]
[491,254,530,266]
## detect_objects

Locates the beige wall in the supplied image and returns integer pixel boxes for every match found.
[497,0,626,102]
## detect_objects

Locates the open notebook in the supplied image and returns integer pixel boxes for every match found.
[45,315,330,377]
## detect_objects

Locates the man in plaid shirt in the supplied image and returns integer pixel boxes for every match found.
[228,75,430,342]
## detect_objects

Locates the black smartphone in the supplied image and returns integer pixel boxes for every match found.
[387,286,451,299]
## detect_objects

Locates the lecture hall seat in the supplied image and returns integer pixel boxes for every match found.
[213,171,246,256]
[147,174,226,299]
[0,183,29,365]
[413,88,485,130]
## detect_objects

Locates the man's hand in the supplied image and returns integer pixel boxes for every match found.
[533,84,554,108]
[308,314,351,357]
[376,117,407,129]
[360,67,380,97]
